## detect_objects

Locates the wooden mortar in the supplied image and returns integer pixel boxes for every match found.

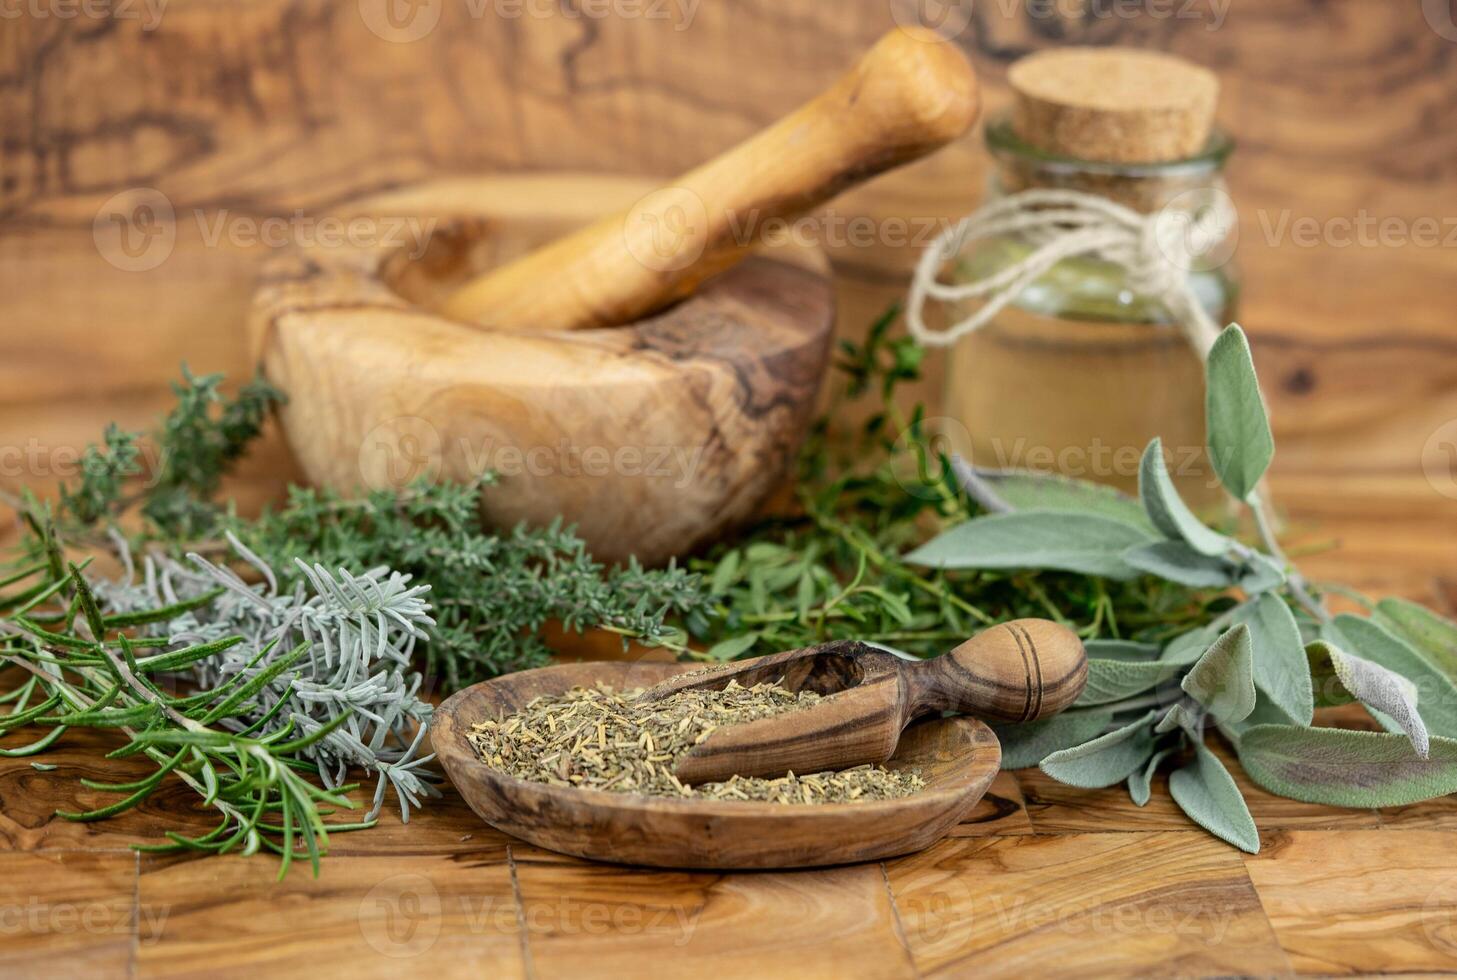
[248,30,979,565]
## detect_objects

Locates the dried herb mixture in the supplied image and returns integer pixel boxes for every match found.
[467,680,925,803]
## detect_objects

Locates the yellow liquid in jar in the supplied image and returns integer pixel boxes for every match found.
[943,303,1226,509]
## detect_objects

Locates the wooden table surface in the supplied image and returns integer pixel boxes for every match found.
[4,474,1457,979]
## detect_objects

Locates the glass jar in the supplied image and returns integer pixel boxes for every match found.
[943,116,1239,508]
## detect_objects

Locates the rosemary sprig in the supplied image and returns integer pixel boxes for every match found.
[0,508,437,877]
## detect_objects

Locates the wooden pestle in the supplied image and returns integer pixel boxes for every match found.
[644,619,1087,784]
[440,27,979,331]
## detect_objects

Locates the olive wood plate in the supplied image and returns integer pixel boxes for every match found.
[432,661,1002,869]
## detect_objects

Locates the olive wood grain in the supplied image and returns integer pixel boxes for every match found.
[431,661,1001,869]
[658,619,1087,784]
[438,27,979,332]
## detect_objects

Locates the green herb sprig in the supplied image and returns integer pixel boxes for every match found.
[681,306,1224,662]
[0,510,434,877]
[31,369,706,691]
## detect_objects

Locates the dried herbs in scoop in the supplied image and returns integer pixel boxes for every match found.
[467,680,925,803]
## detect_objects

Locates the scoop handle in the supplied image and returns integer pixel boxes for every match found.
[440,27,979,331]
[903,619,1088,724]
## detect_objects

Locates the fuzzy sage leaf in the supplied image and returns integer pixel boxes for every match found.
[1182,624,1256,723]
[906,510,1155,580]
[1238,725,1457,807]
[1137,438,1231,556]
[1169,742,1260,853]
[1205,324,1274,502]
[1039,711,1157,788]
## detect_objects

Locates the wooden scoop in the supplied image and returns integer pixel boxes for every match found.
[440,27,979,331]
[647,619,1087,784]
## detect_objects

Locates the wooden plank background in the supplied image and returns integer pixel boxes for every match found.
[3,0,1457,594]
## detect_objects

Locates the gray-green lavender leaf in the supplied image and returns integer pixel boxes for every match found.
[97,538,439,822]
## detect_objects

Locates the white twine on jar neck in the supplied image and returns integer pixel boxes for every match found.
[905,186,1237,359]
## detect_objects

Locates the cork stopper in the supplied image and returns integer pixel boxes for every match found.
[1008,48,1218,163]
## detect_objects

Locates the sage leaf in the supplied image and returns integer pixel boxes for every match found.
[1123,541,1237,589]
[1182,624,1256,723]
[957,466,1156,533]
[1138,438,1231,556]
[1238,553,1287,594]
[709,550,742,595]
[1162,622,1224,666]
[1079,658,1183,706]
[1205,324,1274,502]
[705,633,759,661]
[1238,725,1457,807]
[1169,743,1260,853]
[994,710,1114,770]
[1085,639,1160,662]
[1328,614,1457,739]
[1128,746,1176,807]
[1373,598,1457,677]
[1235,593,1314,724]
[1156,701,1202,737]
[1306,640,1429,758]
[1040,711,1157,788]
[1219,693,1300,744]
[905,510,1155,580]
